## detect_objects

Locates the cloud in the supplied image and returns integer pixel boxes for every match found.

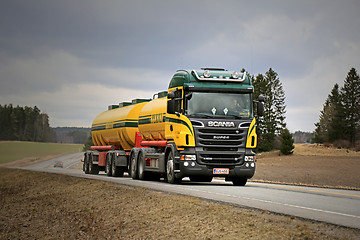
[0,50,172,95]
[1,0,360,132]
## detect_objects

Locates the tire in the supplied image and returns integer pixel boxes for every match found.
[84,154,90,174]
[137,152,147,180]
[112,156,124,177]
[130,152,138,179]
[166,151,181,184]
[89,154,99,175]
[106,154,112,176]
[232,177,247,186]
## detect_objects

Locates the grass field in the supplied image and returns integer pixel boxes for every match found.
[0,141,82,165]
[253,144,360,189]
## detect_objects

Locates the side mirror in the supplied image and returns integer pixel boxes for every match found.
[257,95,264,117]
[168,89,177,99]
[258,95,265,102]
[167,99,176,114]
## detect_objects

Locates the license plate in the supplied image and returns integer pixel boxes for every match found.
[213,168,229,175]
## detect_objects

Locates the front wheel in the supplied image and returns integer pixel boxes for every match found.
[166,151,181,184]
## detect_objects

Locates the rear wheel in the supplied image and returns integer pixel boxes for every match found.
[106,154,112,176]
[112,156,124,177]
[130,152,138,179]
[166,151,181,184]
[232,177,247,186]
[138,152,147,180]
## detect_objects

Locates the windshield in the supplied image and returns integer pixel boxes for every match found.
[186,92,253,119]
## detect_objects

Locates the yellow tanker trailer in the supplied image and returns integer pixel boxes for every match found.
[83,68,264,186]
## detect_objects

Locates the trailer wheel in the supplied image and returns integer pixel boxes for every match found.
[232,177,247,186]
[106,154,112,176]
[84,154,90,174]
[130,152,138,179]
[112,156,124,177]
[166,151,181,184]
[89,154,99,175]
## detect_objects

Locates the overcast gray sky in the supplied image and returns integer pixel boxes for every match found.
[1,0,359,132]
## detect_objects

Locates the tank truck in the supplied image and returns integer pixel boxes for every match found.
[83,68,264,186]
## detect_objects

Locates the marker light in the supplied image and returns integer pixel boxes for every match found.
[231,71,240,79]
[203,70,211,78]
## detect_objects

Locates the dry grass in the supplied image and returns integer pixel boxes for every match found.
[253,144,360,190]
[0,141,82,166]
[1,167,360,240]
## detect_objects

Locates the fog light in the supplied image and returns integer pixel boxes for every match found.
[184,162,189,167]
[246,163,249,167]
[251,163,255,168]
[191,162,196,167]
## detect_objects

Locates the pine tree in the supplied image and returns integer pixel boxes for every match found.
[280,128,294,155]
[253,68,287,151]
[341,68,360,146]
[314,84,343,143]
[328,84,344,142]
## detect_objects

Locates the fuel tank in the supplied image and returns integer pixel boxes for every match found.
[91,97,167,150]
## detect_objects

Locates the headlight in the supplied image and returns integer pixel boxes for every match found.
[244,156,254,162]
[185,155,196,161]
[181,155,196,161]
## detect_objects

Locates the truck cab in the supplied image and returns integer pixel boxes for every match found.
[166,68,263,185]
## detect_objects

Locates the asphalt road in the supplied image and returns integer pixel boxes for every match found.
[21,152,360,229]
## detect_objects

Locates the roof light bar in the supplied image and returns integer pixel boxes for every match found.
[192,70,247,82]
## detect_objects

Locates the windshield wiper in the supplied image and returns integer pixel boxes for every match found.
[188,113,214,118]
[224,114,243,119]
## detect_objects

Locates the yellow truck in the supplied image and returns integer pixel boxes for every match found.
[83,68,264,186]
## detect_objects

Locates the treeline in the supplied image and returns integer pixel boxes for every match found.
[314,68,360,148]
[250,68,294,154]
[53,127,91,144]
[0,104,54,142]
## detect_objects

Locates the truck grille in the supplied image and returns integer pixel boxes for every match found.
[192,120,249,166]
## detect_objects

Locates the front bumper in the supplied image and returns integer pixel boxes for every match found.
[177,159,255,179]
